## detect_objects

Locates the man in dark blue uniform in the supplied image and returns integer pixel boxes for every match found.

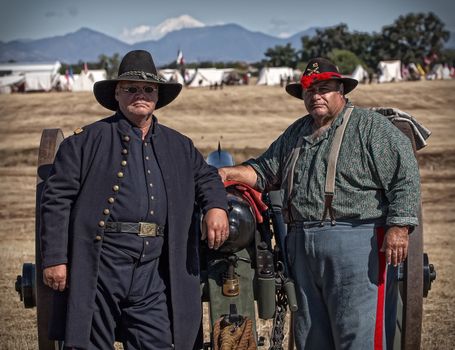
[39,50,229,349]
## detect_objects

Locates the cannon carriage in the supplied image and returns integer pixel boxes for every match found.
[16,106,436,349]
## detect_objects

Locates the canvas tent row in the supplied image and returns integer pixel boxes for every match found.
[159,69,185,85]
[427,64,452,80]
[73,70,107,92]
[185,68,233,88]
[57,69,107,92]
[256,67,294,86]
[0,61,62,93]
[377,60,402,83]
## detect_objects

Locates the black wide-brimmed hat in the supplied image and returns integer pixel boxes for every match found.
[286,57,358,100]
[93,50,182,111]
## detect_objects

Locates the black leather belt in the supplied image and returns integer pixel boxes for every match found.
[104,222,164,237]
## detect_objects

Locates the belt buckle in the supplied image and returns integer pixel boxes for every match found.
[138,222,156,237]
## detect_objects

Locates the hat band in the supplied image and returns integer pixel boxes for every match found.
[301,72,342,89]
[119,70,166,82]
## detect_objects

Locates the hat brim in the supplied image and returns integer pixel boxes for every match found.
[93,77,182,111]
[285,77,358,100]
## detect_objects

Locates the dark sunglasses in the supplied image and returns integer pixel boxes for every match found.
[121,86,158,94]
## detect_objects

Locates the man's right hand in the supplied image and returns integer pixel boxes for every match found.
[218,165,258,188]
[43,264,67,291]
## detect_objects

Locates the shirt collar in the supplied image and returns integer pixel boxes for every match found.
[116,112,160,141]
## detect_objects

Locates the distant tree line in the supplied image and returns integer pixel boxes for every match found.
[263,12,452,75]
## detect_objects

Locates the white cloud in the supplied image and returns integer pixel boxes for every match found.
[121,15,205,43]
[278,32,291,38]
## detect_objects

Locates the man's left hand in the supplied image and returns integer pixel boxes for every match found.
[381,226,410,266]
[202,208,229,250]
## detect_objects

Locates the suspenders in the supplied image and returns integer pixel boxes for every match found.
[322,106,353,225]
[285,106,354,225]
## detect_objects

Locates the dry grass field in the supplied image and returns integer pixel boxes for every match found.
[0,80,454,349]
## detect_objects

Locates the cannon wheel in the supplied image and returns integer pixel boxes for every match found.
[35,129,64,350]
[393,206,424,350]
[392,120,423,350]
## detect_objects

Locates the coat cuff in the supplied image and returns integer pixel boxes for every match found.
[42,254,68,269]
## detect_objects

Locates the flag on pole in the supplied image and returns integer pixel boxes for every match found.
[84,62,88,74]
[176,49,184,66]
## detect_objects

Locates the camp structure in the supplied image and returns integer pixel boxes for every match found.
[72,69,107,92]
[185,68,233,88]
[427,64,452,80]
[0,75,25,94]
[159,69,185,84]
[350,65,369,84]
[256,67,294,86]
[0,61,61,92]
[377,60,403,83]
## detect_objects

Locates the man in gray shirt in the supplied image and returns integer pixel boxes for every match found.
[219,57,420,349]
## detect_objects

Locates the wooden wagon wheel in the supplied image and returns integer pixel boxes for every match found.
[35,128,65,350]
[392,120,423,350]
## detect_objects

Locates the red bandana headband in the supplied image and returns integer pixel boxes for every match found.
[300,72,342,89]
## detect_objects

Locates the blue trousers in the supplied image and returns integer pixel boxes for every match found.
[88,233,172,350]
[287,221,397,350]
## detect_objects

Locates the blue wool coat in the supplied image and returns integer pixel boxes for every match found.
[40,113,228,349]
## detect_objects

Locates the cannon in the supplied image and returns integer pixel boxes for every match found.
[16,107,436,349]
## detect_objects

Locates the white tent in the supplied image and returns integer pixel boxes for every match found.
[24,72,61,91]
[256,67,294,86]
[89,70,107,82]
[377,60,402,83]
[350,65,369,83]
[428,64,452,80]
[72,69,107,92]
[0,75,24,94]
[0,61,62,92]
[159,69,185,84]
[186,68,231,88]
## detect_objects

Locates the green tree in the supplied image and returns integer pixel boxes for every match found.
[300,24,352,61]
[378,12,450,64]
[98,53,121,79]
[327,49,363,75]
[264,43,298,68]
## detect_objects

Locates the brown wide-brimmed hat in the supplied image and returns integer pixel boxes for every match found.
[93,50,182,111]
[286,57,358,100]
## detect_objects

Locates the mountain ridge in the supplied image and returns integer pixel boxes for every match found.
[0,24,317,65]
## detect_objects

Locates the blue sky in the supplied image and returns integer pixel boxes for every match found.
[0,0,453,42]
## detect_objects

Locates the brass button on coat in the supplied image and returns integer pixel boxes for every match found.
[103,209,110,215]
[117,172,124,178]
[113,185,120,192]
[121,160,127,166]
[122,149,128,155]
[95,235,102,241]
[108,197,115,204]
[98,221,105,227]
[123,135,130,142]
